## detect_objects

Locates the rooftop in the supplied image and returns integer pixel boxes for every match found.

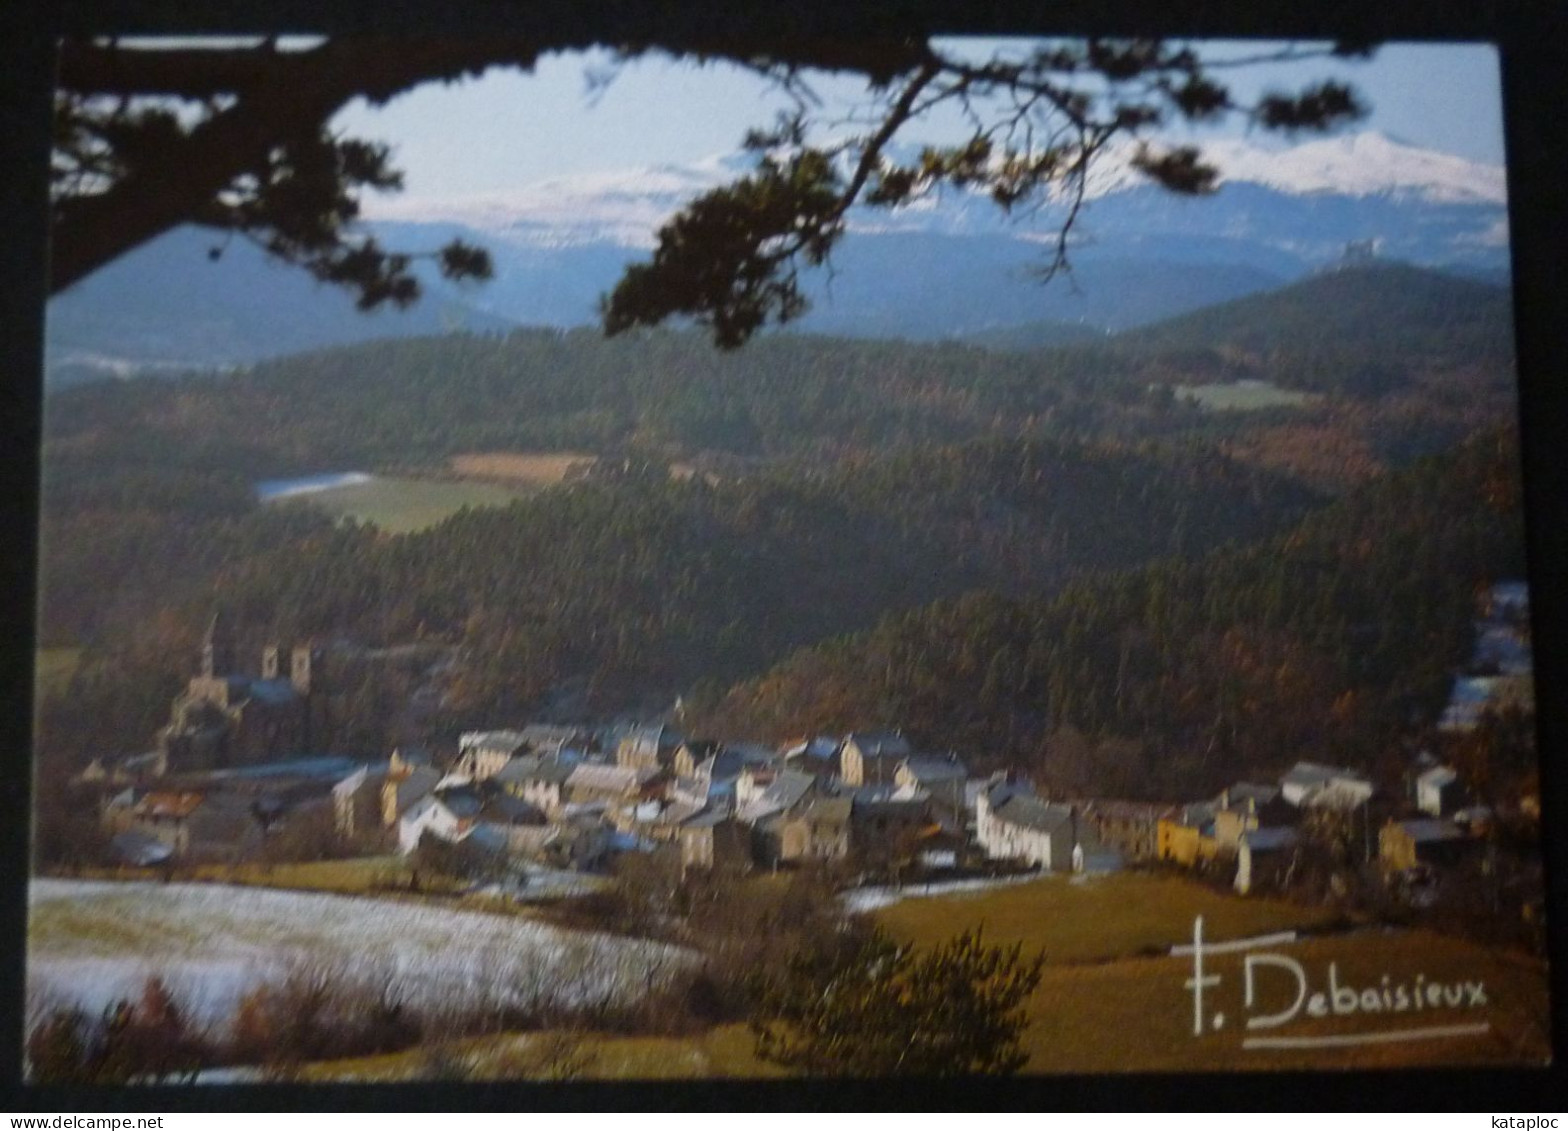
[1397,818,1469,844]
[900,755,968,783]
[993,793,1072,834]
[1242,827,1299,853]
[844,731,912,758]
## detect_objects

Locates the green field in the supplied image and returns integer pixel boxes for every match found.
[1175,381,1316,411]
[285,871,1550,1078]
[34,647,83,698]
[872,872,1346,961]
[269,476,527,533]
[304,1025,777,1082]
[871,873,1549,1072]
[1019,929,1549,1072]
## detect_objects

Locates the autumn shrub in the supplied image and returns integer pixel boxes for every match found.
[25,977,212,1084]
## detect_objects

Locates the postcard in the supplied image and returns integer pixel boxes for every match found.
[16,20,1561,1094]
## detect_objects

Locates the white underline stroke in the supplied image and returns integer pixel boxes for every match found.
[1242,1022,1491,1049]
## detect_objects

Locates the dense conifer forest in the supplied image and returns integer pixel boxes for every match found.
[33,264,1526,801]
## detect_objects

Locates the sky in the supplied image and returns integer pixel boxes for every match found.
[328,40,1507,204]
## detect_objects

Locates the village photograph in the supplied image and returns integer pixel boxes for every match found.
[25,28,1554,1084]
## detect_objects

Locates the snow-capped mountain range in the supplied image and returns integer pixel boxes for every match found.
[361,130,1506,248]
[45,130,1511,384]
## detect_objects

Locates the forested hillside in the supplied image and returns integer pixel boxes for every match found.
[33,264,1525,790]
[693,430,1526,799]
[131,438,1318,717]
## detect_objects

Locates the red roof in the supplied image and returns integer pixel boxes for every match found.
[138,791,205,819]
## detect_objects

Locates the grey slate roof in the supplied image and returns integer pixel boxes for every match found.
[784,736,840,761]
[109,830,174,866]
[737,769,817,824]
[992,793,1072,834]
[1221,782,1282,808]
[844,731,912,758]
[567,762,651,794]
[394,767,443,815]
[795,796,853,827]
[436,788,484,819]
[462,729,530,754]
[247,678,300,705]
[481,793,547,824]
[900,755,967,784]
[1281,762,1365,788]
[520,724,584,750]
[494,757,575,787]
[1242,828,1299,853]
[1398,818,1469,844]
[681,807,732,829]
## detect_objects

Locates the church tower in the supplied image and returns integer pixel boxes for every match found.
[290,645,314,695]
[201,611,234,678]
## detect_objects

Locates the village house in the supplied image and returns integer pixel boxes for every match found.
[75,749,168,788]
[636,796,705,843]
[736,768,817,825]
[839,731,912,787]
[518,723,587,756]
[381,761,442,829]
[452,730,530,780]
[1078,799,1179,862]
[331,764,378,838]
[104,787,269,863]
[1235,828,1300,895]
[671,739,721,780]
[733,763,779,809]
[849,791,935,855]
[668,773,717,812]
[475,793,552,856]
[540,814,614,872]
[1211,784,1296,853]
[677,811,751,873]
[398,788,482,854]
[894,754,968,820]
[108,829,174,868]
[566,761,657,808]
[105,789,205,857]
[492,756,577,816]
[1379,818,1474,873]
[1156,802,1223,868]
[976,783,1080,871]
[615,724,682,771]
[781,735,841,776]
[1279,763,1373,809]
[1416,765,1463,817]
[778,797,853,862]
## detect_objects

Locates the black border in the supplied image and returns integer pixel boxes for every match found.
[3,0,1566,1112]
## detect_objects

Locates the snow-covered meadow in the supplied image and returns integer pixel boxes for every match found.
[842,872,1048,912]
[28,880,686,1027]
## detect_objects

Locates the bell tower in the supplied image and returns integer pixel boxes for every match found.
[290,645,314,695]
[201,611,234,678]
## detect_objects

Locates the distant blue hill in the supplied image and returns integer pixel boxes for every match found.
[42,172,1509,386]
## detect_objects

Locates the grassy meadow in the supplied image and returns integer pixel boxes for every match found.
[302,1024,776,1082]
[869,872,1549,1072]
[267,475,527,533]
[871,872,1347,961]
[302,871,1551,1077]
[448,451,596,485]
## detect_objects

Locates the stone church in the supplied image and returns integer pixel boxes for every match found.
[158,612,332,770]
